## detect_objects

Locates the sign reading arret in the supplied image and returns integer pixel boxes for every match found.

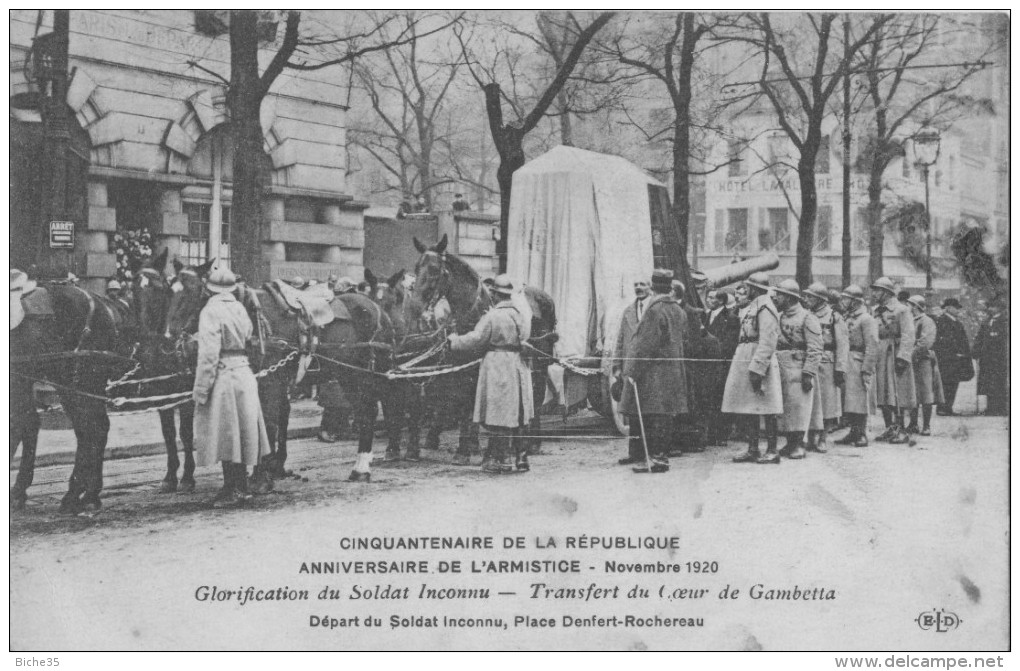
[49,221,74,249]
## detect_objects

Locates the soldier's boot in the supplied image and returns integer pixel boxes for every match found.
[786,433,807,460]
[806,429,828,453]
[905,409,920,434]
[852,416,869,447]
[757,422,782,464]
[920,405,933,436]
[834,420,860,444]
[210,462,235,507]
[732,420,761,463]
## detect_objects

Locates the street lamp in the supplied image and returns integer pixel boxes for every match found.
[912,128,941,291]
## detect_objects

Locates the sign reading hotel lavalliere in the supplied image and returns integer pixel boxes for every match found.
[714,175,869,194]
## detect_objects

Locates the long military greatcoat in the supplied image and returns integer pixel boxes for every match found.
[843,305,879,415]
[722,294,782,415]
[813,304,849,421]
[776,302,823,433]
[449,300,534,428]
[913,313,945,405]
[193,292,271,468]
[874,297,917,409]
[619,294,690,416]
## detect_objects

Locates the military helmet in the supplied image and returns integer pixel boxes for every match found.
[870,276,896,295]
[106,279,122,291]
[803,281,829,301]
[490,274,514,296]
[773,278,802,299]
[207,267,237,294]
[744,272,770,292]
[841,284,865,301]
[907,295,926,310]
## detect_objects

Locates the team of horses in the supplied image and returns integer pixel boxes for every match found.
[10,235,557,514]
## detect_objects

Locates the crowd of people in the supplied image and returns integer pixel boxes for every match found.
[611,270,1008,473]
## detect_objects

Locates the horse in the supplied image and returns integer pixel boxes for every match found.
[363,267,439,461]
[10,250,171,513]
[166,270,401,484]
[410,234,558,457]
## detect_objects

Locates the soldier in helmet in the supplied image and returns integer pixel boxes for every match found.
[771,280,823,460]
[905,295,943,436]
[722,272,783,464]
[448,274,534,473]
[870,277,916,443]
[835,285,879,446]
[803,282,849,453]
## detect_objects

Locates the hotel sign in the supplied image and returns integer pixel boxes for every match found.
[714,175,868,194]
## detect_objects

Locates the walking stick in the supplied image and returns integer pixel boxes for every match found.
[627,377,654,473]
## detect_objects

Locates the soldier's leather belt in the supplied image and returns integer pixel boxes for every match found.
[776,344,807,351]
[491,346,522,352]
[738,337,758,344]
[221,350,247,357]
[823,344,836,351]
[850,345,865,353]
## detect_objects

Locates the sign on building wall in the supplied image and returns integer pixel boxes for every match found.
[48,221,75,248]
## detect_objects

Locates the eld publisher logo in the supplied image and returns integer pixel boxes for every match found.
[915,608,962,632]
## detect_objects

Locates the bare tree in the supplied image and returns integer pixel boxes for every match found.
[349,11,466,210]
[728,12,890,285]
[457,11,615,272]
[193,10,461,282]
[854,14,993,282]
[607,12,738,263]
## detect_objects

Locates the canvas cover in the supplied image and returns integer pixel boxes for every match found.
[506,145,659,360]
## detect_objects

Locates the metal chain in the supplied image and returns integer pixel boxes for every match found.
[255,349,301,379]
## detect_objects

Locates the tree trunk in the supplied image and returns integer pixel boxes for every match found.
[229,11,269,284]
[671,122,690,264]
[495,142,524,273]
[866,162,885,283]
[557,91,573,146]
[796,152,818,287]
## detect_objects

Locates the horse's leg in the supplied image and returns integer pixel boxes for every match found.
[349,392,376,482]
[253,380,279,490]
[526,366,548,455]
[405,384,423,460]
[157,409,180,493]
[81,398,110,511]
[273,386,292,477]
[9,392,40,510]
[179,404,196,492]
[382,384,408,461]
[58,395,89,513]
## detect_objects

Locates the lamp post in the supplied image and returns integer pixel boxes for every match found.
[912,128,941,291]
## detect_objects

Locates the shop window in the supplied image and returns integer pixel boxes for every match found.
[182,203,231,267]
[726,208,748,251]
[815,205,832,251]
[761,208,790,251]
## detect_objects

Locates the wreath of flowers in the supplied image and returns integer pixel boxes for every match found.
[112,228,154,282]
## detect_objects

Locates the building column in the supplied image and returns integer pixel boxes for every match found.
[158,189,188,265]
[262,197,287,275]
[83,180,117,290]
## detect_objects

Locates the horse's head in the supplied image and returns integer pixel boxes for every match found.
[165,257,216,341]
[127,248,173,339]
[412,233,450,305]
[365,268,414,336]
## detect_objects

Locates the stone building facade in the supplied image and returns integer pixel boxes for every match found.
[10,10,366,291]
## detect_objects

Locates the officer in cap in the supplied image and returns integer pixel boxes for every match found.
[870,277,916,443]
[771,279,823,460]
[722,272,783,464]
[618,269,689,472]
[905,295,943,436]
[802,282,849,453]
[835,285,879,446]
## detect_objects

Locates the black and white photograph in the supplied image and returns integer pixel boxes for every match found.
[8,9,1011,658]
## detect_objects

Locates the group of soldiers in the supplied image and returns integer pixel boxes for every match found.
[612,269,968,472]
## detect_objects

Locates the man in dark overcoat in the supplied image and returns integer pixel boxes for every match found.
[974,297,1008,415]
[703,288,740,445]
[619,269,689,473]
[671,278,714,453]
[933,298,972,415]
